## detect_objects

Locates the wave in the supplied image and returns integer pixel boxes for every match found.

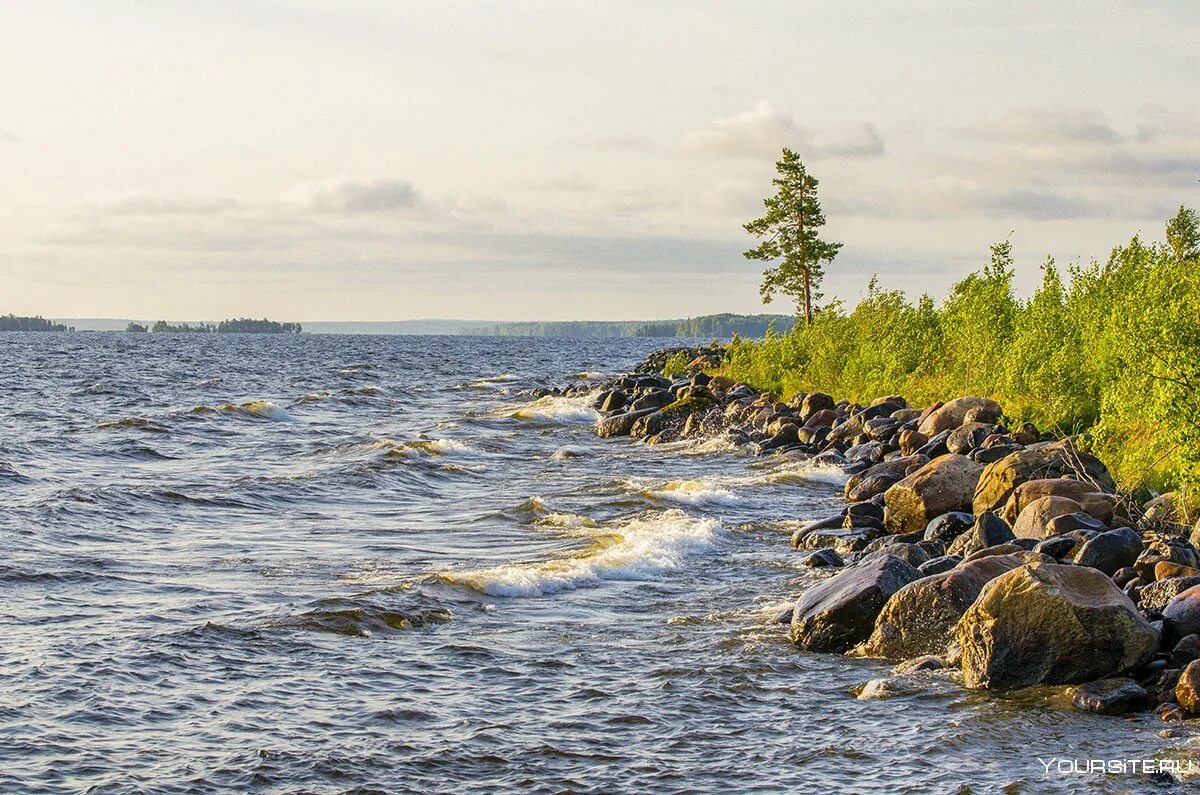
[551,445,589,459]
[503,394,598,424]
[440,509,722,597]
[191,400,295,422]
[567,371,603,381]
[294,386,383,404]
[322,437,485,461]
[752,459,849,487]
[633,479,742,507]
[96,417,171,433]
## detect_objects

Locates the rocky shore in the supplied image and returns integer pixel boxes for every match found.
[538,345,1200,723]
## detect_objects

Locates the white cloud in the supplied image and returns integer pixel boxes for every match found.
[94,194,240,216]
[285,175,421,213]
[681,101,884,160]
[0,130,21,143]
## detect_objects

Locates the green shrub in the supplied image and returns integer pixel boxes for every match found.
[722,208,1200,498]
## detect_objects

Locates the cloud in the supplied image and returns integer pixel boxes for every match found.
[961,109,1121,146]
[963,188,1093,220]
[286,175,421,213]
[527,173,594,192]
[558,133,654,151]
[95,194,240,216]
[682,101,885,160]
[0,130,21,143]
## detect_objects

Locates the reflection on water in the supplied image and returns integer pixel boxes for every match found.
[0,333,1183,792]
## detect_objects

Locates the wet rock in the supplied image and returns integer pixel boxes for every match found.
[1070,678,1153,715]
[791,554,921,653]
[1073,527,1143,576]
[630,390,674,412]
[918,555,962,576]
[862,542,931,569]
[924,511,974,544]
[594,389,628,412]
[964,543,1026,562]
[918,396,1002,436]
[802,526,884,555]
[844,455,928,502]
[883,455,984,536]
[973,439,1115,517]
[1002,478,1118,527]
[865,554,1023,660]
[1033,536,1077,560]
[855,675,923,700]
[596,408,657,438]
[630,396,717,438]
[1176,660,1200,714]
[915,429,953,458]
[958,562,1160,690]
[946,511,1015,558]
[801,548,843,568]
[893,654,946,674]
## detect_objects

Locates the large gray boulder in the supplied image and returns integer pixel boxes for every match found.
[957,562,1159,690]
[791,554,921,653]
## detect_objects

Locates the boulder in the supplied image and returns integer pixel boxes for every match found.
[864,554,1023,660]
[957,562,1159,690]
[1073,527,1143,576]
[946,511,1015,558]
[1135,535,1200,582]
[1163,584,1200,644]
[1176,660,1200,715]
[898,429,929,456]
[801,548,843,568]
[843,455,929,502]
[923,511,974,544]
[973,439,1115,517]
[791,554,921,653]
[1070,678,1153,716]
[947,422,996,455]
[883,455,984,535]
[1002,479,1118,527]
[800,392,835,423]
[1138,576,1200,619]
[629,396,716,438]
[918,555,962,576]
[918,397,1002,437]
[1012,495,1084,540]
[1032,535,1077,560]
[596,408,656,438]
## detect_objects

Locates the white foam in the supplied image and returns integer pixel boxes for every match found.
[506,394,599,424]
[443,509,722,597]
[756,460,849,487]
[636,479,742,507]
[236,400,295,422]
[326,437,483,460]
[551,445,589,459]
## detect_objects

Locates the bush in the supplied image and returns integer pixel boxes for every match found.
[722,207,1200,498]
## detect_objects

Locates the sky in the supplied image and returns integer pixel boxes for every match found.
[2,0,1198,321]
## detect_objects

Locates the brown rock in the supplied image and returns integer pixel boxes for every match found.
[882,454,984,536]
[1175,659,1200,714]
[973,439,1115,517]
[957,562,1159,690]
[1157,561,1200,581]
[1011,495,1084,540]
[917,397,1003,437]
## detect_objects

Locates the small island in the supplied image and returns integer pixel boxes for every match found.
[1,314,73,332]
[125,318,303,334]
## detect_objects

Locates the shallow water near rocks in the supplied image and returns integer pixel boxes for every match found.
[0,333,1190,793]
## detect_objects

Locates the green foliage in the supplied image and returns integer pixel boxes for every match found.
[661,351,691,378]
[743,149,842,324]
[723,207,1200,497]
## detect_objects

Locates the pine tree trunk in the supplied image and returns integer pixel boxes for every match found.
[803,270,812,326]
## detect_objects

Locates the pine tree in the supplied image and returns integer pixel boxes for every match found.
[743,148,842,324]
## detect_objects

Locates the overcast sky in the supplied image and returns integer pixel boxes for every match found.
[2,1,1198,321]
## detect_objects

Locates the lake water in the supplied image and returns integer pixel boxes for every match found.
[0,333,1186,793]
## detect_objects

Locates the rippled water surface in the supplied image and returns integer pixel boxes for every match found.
[0,333,1187,793]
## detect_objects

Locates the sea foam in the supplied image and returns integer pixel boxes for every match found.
[442,509,721,597]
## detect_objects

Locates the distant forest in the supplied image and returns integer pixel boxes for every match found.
[0,314,73,332]
[462,313,796,338]
[126,318,303,334]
